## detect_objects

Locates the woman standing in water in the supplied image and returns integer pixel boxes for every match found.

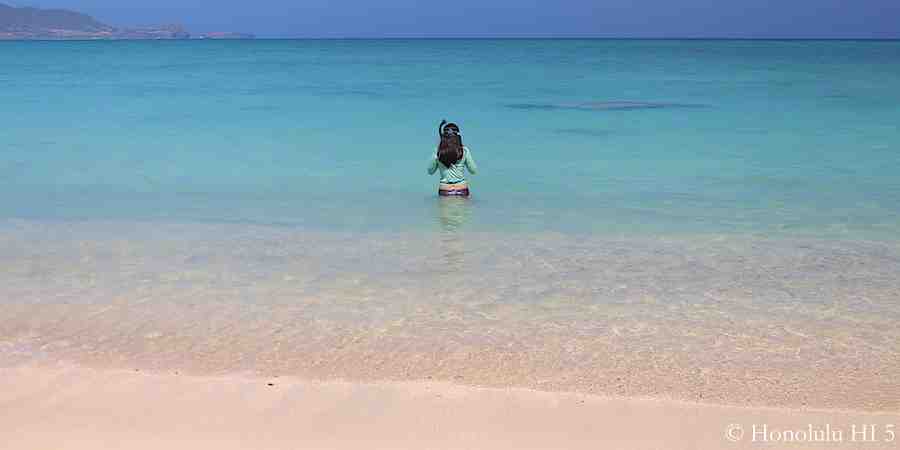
[428,120,477,196]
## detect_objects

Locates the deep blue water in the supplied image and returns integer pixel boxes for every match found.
[2,39,899,236]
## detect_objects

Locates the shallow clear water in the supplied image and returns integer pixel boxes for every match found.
[2,40,899,409]
[2,220,899,409]
[1,39,899,236]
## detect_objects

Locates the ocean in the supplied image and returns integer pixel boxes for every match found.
[1,39,899,409]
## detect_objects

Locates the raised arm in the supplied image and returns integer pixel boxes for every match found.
[464,147,477,174]
[427,154,439,175]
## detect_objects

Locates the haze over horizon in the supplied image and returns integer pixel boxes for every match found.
[6,0,900,39]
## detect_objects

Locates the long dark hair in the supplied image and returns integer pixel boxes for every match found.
[437,120,464,168]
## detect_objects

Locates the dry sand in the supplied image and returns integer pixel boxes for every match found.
[1,365,897,450]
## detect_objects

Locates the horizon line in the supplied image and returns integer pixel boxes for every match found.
[268,36,899,41]
[3,36,899,42]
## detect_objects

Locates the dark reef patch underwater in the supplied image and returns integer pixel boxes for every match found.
[506,101,708,111]
[552,128,611,137]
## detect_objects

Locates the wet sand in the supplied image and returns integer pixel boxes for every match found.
[3,219,899,411]
[2,219,899,448]
[2,365,898,450]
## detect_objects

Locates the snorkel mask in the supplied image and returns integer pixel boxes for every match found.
[440,120,460,137]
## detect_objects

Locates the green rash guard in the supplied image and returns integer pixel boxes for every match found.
[427,147,477,184]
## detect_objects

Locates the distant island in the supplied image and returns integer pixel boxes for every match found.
[0,3,254,40]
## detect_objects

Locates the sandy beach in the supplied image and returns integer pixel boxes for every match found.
[2,365,897,450]
[2,224,898,449]
[2,220,898,450]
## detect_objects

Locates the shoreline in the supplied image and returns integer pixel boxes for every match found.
[2,365,897,450]
[2,218,899,412]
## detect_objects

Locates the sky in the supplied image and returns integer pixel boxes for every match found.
[10,0,900,38]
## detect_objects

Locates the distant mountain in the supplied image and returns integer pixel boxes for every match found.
[0,3,253,40]
[0,3,112,32]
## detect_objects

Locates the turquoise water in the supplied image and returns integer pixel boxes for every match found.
[2,39,899,236]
